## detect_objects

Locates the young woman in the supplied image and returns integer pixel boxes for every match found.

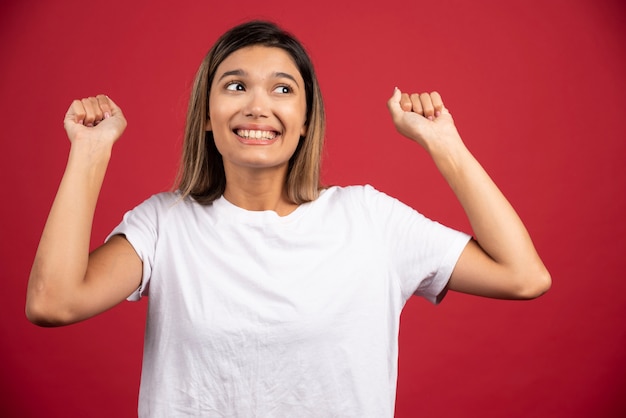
[26,20,550,417]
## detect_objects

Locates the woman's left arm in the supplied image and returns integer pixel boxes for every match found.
[387,88,551,299]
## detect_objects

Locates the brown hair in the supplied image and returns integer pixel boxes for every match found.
[176,20,326,205]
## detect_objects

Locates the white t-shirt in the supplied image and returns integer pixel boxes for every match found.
[109,185,471,417]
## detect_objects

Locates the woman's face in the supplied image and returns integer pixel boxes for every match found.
[207,45,307,176]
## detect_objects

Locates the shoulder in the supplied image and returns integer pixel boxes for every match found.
[111,191,209,243]
[118,192,203,229]
[320,184,386,202]
[308,185,407,225]
[131,191,199,213]
[319,184,398,209]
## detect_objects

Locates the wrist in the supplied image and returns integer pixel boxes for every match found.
[67,140,113,177]
[427,134,468,170]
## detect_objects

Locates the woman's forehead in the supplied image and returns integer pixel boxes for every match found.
[216,46,302,80]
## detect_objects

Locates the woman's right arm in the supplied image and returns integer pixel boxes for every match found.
[26,95,143,327]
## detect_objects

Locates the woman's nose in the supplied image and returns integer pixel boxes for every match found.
[243,90,270,118]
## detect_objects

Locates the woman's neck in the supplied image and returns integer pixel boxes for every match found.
[222,165,298,216]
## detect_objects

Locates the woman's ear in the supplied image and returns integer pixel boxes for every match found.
[300,123,307,137]
[205,117,212,131]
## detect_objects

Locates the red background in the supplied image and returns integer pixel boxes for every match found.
[1,0,625,416]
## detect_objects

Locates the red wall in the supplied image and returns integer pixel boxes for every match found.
[1,0,625,416]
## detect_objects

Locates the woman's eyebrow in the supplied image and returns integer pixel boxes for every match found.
[218,69,246,81]
[217,69,300,87]
[274,72,300,87]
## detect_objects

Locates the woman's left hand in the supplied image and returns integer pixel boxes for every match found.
[386,88,463,156]
[388,87,551,300]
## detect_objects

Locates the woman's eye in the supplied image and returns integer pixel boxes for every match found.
[274,85,292,94]
[226,82,244,91]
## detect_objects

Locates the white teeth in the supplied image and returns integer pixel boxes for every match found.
[236,129,276,140]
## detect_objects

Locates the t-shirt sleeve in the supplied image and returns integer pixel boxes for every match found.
[360,185,471,304]
[105,194,165,301]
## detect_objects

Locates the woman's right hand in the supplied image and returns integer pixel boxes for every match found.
[26,94,140,327]
[63,94,127,147]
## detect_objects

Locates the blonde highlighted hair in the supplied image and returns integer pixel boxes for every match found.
[176,20,326,205]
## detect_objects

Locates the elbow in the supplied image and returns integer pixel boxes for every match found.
[26,284,78,327]
[514,266,552,300]
[26,302,55,327]
[26,297,72,327]
[27,263,85,326]
[25,305,53,327]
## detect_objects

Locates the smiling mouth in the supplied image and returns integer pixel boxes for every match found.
[235,129,278,140]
